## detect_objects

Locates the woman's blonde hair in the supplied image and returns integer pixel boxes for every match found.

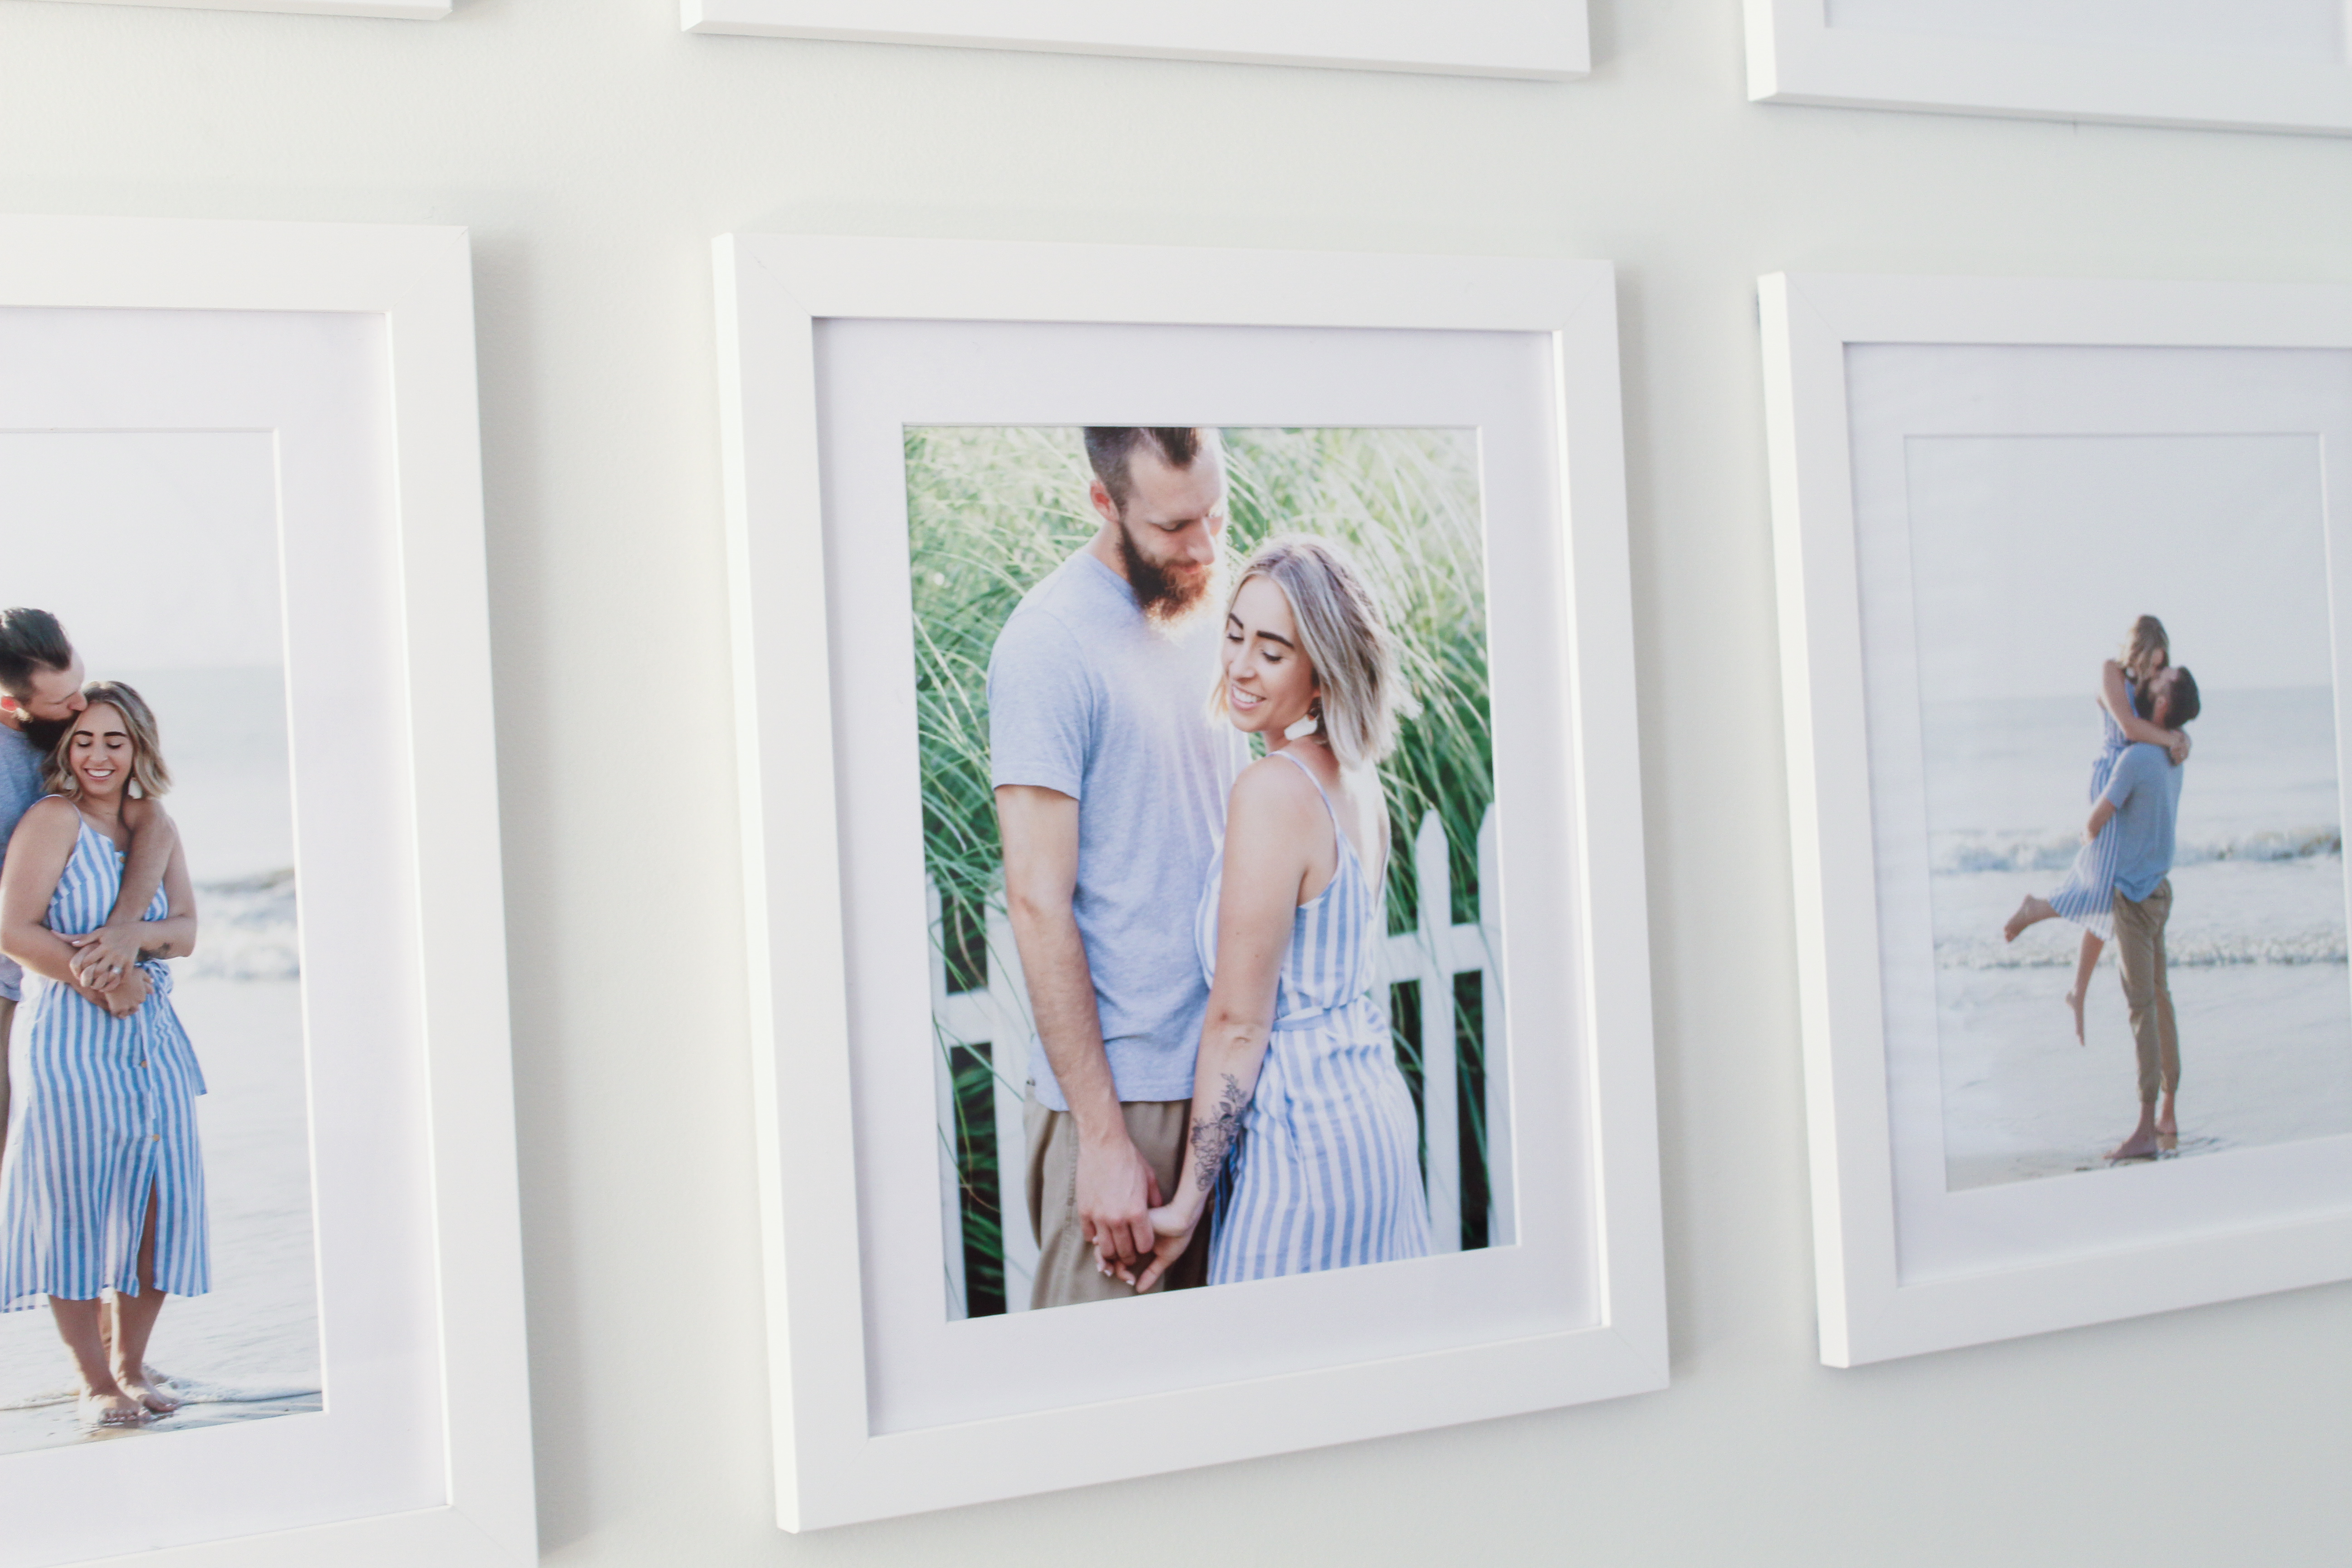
[1212,534,1412,769]
[2120,616,2171,684]
[43,681,172,801]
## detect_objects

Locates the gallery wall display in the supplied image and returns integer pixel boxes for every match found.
[683,0,1589,79]
[1745,0,2352,135]
[43,0,448,18]
[0,215,532,1567]
[716,234,1665,1526]
[1762,269,2352,1366]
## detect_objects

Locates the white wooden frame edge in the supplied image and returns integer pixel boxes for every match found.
[1744,0,2352,136]
[683,1,1591,81]
[47,1,451,20]
[0,212,531,1564]
[717,234,1665,1529]
[1760,268,2352,1368]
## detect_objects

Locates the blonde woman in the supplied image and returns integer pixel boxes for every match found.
[1131,536,1430,1290]
[2003,616,2191,1043]
[0,683,205,1427]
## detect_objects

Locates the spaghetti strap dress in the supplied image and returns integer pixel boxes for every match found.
[1196,750,1429,1284]
[2040,676,2138,942]
[0,809,209,1310]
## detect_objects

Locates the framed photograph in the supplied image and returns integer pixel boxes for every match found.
[44,1,448,17]
[0,216,530,1565]
[1762,269,2352,1367]
[683,1,1589,80]
[717,235,1663,1526]
[1744,0,2352,135]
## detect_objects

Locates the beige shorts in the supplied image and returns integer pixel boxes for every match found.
[1024,1092,1212,1309]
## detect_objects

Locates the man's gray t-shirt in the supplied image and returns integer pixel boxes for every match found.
[2104,741,2185,903]
[989,553,1240,1110]
[0,725,44,1001]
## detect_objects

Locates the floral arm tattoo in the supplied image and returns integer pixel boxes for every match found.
[1190,1073,1249,1192]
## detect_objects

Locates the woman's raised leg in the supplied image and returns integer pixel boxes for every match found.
[48,1297,144,1426]
[2065,931,2103,1045]
[108,1186,178,1414]
[2003,894,2058,943]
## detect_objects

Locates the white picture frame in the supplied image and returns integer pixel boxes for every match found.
[717,235,1664,1528]
[43,1,448,17]
[0,215,530,1565]
[1761,269,2352,1367]
[1745,1,2352,136]
[683,1,1589,80]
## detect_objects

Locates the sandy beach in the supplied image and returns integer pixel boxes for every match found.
[1934,858,2352,1188]
[0,975,320,1455]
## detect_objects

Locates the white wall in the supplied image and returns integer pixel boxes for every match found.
[1,1,2344,1562]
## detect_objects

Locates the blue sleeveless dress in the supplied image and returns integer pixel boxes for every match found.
[2041,677,2137,942]
[0,810,209,1310]
[1196,751,1430,1283]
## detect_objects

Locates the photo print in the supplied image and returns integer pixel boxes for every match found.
[0,431,318,1452]
[1836,335,2352,1221]
[907,425,1506,1319]
[1906,432,2352,1189]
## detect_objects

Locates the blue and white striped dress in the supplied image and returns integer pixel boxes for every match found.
[1197,751,1429,1284]
[2041,677,2137,942]
[0,809,208,1311]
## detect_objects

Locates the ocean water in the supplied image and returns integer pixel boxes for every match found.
[1924,687,2344,877]
[1921,686,2352,1185]
[0,666,315,1453]
[113,666,294,886]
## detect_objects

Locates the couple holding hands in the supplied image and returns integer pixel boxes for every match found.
[991,427,1432,1309]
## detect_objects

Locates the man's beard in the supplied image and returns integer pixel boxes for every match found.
[20,716,67,754]
[1116,518,1218,626]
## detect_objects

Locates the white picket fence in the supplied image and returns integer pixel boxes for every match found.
[929,804,1504,1318]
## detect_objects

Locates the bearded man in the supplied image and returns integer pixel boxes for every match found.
[989,427,1245,1308]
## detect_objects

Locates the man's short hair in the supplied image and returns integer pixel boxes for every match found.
[0,608,74,701]
[1083,427,1209,511]
[2161,666,2201,726]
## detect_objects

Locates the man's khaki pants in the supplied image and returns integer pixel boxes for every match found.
[2112,881,2181,1106]
[1025,1092,1212,1308]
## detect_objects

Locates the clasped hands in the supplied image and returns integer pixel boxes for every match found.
[1077,1134,1202,1297]
[66,923,151,1019]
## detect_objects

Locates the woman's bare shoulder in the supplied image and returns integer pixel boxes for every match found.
[5,795,78,853]
[1230,753,1324,819]
[17,796,76,831]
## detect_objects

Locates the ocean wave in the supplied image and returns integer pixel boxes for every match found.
[1934,828,2342,875]
[181,869,298,982]
[1939,930,2348,969]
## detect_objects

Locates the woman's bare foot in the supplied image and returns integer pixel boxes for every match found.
[2004,895,2056,943]
[76,1388,148,1428]
[2064,988,2087,1045]
[116,1367,179,1414]
[2156,1093,2179,1152]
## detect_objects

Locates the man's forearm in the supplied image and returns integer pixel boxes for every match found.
[1005,902,1123,1135]
[5,923,132,995]
[108,806,176,931]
